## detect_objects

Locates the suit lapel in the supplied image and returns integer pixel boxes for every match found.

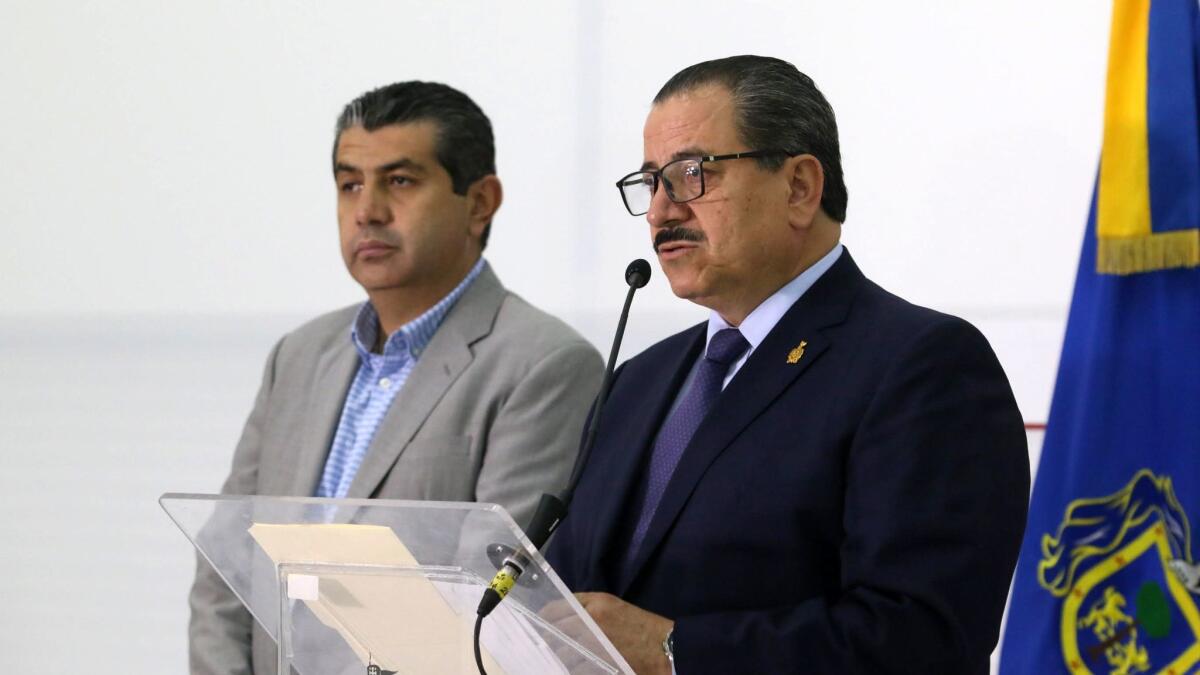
[620,251,865,590]
[588,325,706,589]
[283,340,359,496]
[345,264,505,499]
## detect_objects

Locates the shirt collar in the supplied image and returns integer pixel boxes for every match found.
[351,257,487,360]
[706,243,844,349]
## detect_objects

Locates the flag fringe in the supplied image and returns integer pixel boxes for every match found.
[1096,229,1200,275]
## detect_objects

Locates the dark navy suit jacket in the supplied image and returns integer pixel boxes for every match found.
[546,251,1030,674]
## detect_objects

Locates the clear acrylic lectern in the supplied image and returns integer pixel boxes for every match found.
[161,493,632,675]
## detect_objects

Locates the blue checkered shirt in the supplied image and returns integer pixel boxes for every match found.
[315,258,485,498]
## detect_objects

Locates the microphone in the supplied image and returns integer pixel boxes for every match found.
[477,259,651,620]
[625,258,651,288]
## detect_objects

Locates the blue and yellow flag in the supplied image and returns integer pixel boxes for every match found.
[999,1,1200,673]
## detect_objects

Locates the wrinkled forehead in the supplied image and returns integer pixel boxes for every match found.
[642,84,739,168]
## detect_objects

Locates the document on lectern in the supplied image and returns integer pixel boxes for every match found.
[249,523,566,674]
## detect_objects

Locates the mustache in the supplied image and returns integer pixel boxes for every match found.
[653,227,705,253]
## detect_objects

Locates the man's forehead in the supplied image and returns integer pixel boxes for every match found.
[642,84,736,166]
[335,121,439,166]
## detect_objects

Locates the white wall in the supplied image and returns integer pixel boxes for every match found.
[0,1,1105,671]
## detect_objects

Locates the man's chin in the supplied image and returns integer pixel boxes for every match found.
[664,274,704,303]
[351,271,411,294]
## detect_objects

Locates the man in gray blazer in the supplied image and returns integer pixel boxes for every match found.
[188,81,604,674]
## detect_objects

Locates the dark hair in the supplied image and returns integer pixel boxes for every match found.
[654,55,848,223]
[334,81,497,247]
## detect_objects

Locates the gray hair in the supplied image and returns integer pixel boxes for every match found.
[654,55,848,223]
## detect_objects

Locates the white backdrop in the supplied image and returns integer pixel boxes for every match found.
[0,1,1105,671]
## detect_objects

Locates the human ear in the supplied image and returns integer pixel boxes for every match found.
[787,155,824,228]
[467,175,503,238]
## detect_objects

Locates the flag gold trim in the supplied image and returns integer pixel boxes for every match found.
[1097,229,1200,275]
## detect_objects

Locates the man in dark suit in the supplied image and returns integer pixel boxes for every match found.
[546,55,1030,674]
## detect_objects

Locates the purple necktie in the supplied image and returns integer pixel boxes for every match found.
[626,328,750,557]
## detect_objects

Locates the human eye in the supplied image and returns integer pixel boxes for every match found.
[388,174,414,187]
[680,161,704,188]
[338,180,362,193]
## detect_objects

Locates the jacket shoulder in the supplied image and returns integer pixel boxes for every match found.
[491,291,600,357]
[273,304,359,360]
[851,277,989,351]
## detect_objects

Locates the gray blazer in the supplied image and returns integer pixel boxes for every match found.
[188,263,603,674]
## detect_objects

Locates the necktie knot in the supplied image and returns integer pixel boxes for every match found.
[705,328,749,366]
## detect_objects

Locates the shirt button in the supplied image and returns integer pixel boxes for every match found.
[379,378,391,389]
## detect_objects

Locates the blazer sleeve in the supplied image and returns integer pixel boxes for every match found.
[672,318,1030,674]
[186,337,282,675]
[475,339,604,527]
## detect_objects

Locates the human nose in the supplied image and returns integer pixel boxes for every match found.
[354,183,391,227]
[645,179,691,229]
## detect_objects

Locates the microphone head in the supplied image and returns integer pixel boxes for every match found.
[625,259,651,288]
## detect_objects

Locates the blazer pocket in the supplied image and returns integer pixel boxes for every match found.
[372,435,477,501]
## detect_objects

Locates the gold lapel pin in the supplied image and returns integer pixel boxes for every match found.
[786,340,808,364]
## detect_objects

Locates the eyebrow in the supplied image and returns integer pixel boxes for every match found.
[333,157,428,175]
[640,146,711,171]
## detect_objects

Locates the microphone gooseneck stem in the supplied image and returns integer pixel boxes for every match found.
[478,260,649,620]
[562,281,637,506]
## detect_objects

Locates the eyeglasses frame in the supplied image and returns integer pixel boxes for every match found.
[614,149,796,216]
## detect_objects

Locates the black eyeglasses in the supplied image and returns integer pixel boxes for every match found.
[614,149,794,216]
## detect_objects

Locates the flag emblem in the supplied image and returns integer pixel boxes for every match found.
[1039,470,1200,674]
